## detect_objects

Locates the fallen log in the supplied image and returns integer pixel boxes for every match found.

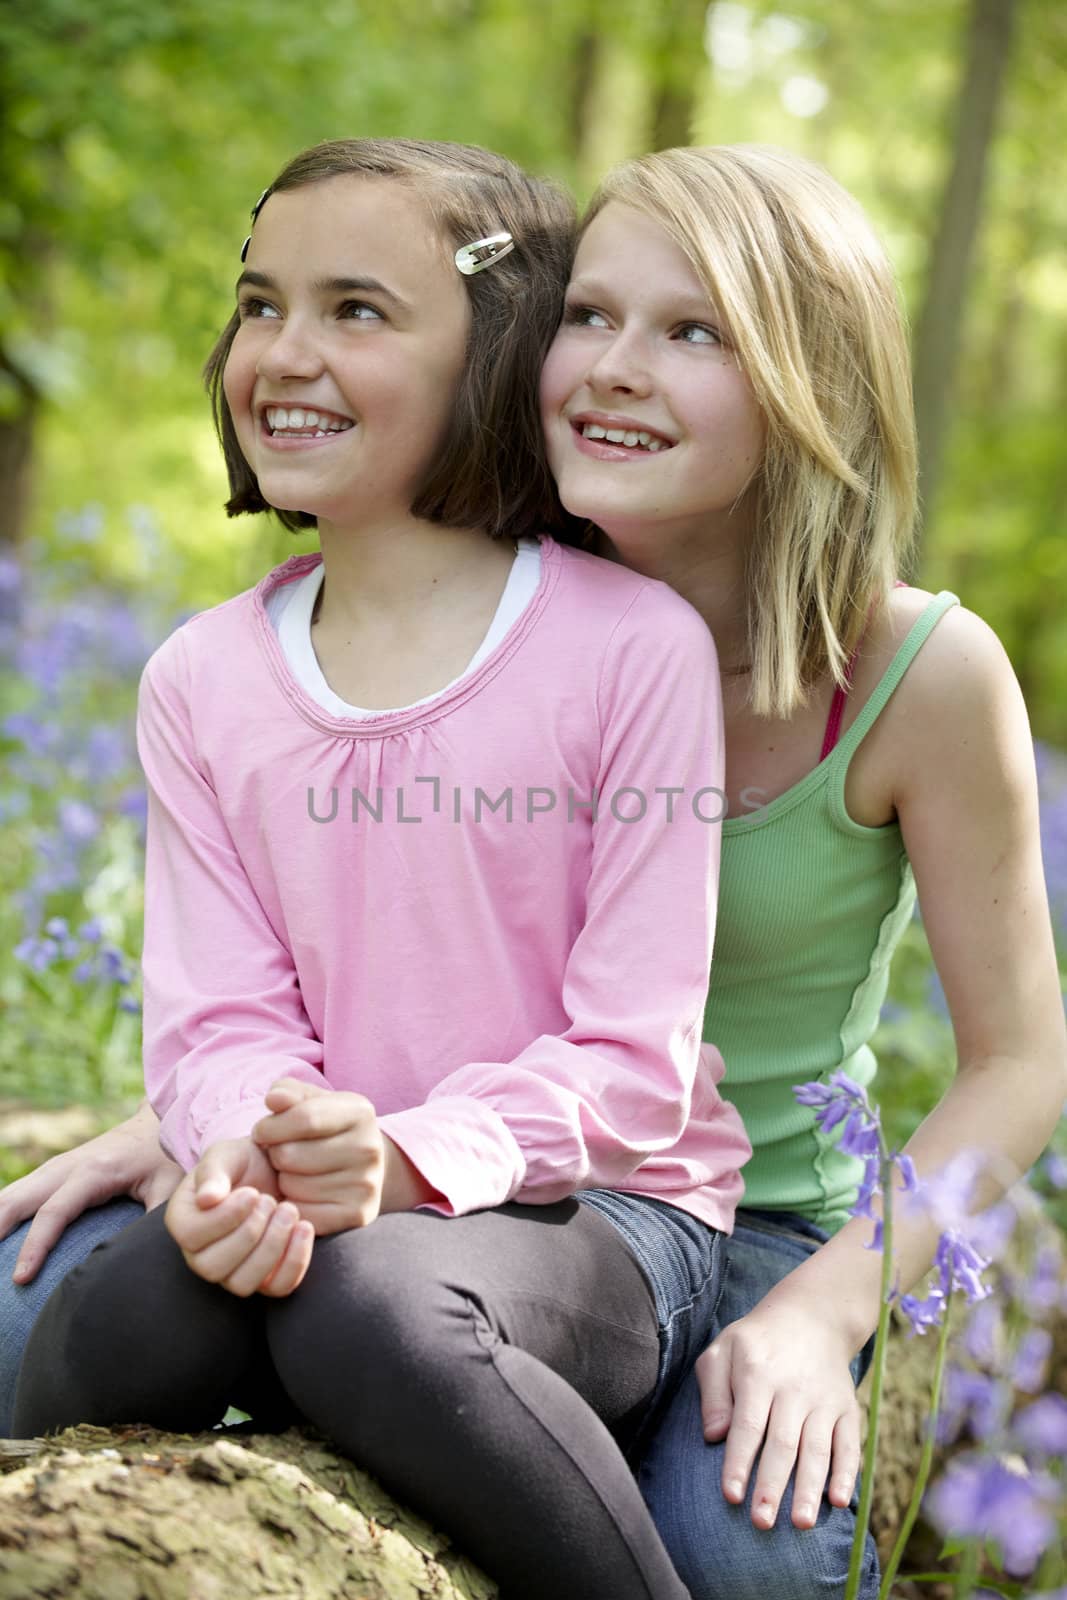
[0,1424,496,1599]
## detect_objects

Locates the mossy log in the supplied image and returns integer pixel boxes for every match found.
[0,1425,496,1600]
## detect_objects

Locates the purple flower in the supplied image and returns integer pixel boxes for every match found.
[1044,1152,1067,1189]
[927,1455,1058,1575]
[118,786,148,828]
[899,1285,946,1336]
[118,994,141,1014]
[795,1073,885,1234]
[1021,1244,1063,1318]
[3,710,59,756]
[895,1153,919,1191]
[77,918,103,944]
[963,1297,1004,1368]
[98,944,134,985]
[937,1367,1010,1444]
[58,799,100,843]
[1013,1393,1067,1456]
[14,935,59,973]
[936,1231,991,1306]
[1011,1329,1052,1394]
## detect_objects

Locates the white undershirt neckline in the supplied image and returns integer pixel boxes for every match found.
[265,537,542,720]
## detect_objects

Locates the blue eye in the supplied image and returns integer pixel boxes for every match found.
[676,323,723,346]
[562,304,610,329]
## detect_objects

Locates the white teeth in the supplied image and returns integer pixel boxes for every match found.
[580,422,669,452]
[265,406,354,433]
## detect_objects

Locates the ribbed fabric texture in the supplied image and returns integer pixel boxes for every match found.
[705,592,959,1232]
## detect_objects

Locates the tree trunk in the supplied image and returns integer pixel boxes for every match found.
[0,1425,496,1599]
[0,349,39,550]
[647,0,709,151]
[568,27,602,163]
[912,0,1018,539]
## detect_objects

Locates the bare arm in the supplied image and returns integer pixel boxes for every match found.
[0,1100,181,1283]
[698,607,1067,1528]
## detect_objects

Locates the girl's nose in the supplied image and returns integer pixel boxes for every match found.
[585,330,654,399]
[255,317,325,383]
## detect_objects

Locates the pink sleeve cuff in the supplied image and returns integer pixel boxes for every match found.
[377,1097,527,1217]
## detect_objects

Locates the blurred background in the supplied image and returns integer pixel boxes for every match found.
[0,0,1064,1140]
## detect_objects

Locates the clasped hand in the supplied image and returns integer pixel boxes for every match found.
[165,1078,385,1298]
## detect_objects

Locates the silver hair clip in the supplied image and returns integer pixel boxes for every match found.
[454,232,515,276]
[240,188,273,263]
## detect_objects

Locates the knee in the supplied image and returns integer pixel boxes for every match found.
[655,1486,873,1600]
[268,1217,487,1429]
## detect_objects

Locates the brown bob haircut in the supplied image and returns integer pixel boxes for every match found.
[204,138,578,541]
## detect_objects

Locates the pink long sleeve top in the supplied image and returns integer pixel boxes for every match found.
[138,536,750,1230]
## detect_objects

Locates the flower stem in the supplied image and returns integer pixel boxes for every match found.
[845,1148,895,1600]
[955,1538,979,1598]
[877,1297,953,1599]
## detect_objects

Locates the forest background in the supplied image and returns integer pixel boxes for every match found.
[0,0,1064,1169]
[0,0,1066,1585]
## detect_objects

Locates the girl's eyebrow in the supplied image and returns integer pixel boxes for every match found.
[235,268,411,311]
[567,275,717,318]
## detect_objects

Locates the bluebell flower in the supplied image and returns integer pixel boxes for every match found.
[14,936,59,973]
[77,918,104,944]
[963,1297,1004,1369]
[927,1455,1058,1576]
[1011,1328,1052,1394]
[1044,1151,1067,1189]
[1013,1392,1067,1457]
[935,1232,991,1306]
[937,1367,1010,1444]
[898,1284,945,1336]
[58,799,100,843]
[3,710,60,757]
[1020,1243,1063,1317]
[118,994,141,1014]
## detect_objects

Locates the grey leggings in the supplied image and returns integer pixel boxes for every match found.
[15,1199,694,1600]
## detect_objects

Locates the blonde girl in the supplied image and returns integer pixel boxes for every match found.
[539,144,1066,1599]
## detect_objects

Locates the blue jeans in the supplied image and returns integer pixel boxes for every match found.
[0,1199,145,1435]
[638,1208,880,1600]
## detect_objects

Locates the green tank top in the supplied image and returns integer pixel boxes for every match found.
[705,591,959,1233]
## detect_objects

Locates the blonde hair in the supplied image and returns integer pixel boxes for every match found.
[585,146,918,717]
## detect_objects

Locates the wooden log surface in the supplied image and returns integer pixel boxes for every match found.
[0,1424,496,1600]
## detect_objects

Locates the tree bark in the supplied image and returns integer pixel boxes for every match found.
[0,1425,496,1599]
[912,0,1019,539]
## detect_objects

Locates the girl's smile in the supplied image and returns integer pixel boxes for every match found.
[259,404,356,445]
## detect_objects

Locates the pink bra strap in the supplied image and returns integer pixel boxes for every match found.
[819,653,859,760]
[820,582,908,761]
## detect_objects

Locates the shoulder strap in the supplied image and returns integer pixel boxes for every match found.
[820,640,862,760]
[828,592,960,764]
